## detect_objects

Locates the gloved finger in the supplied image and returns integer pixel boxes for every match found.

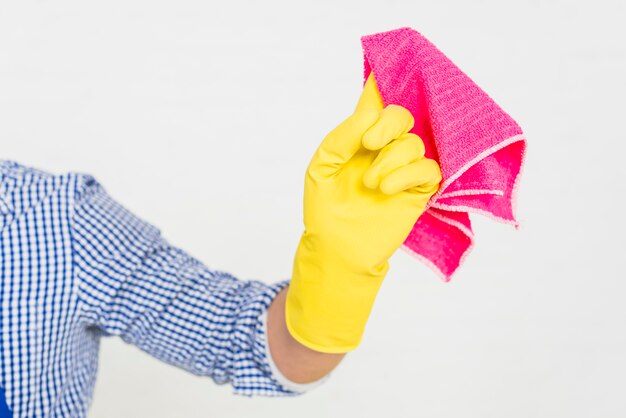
[355,72,384,113]
[307,108,380,178]
[362,133,426,190]
[361,104,415,151]
[379,158,442,195]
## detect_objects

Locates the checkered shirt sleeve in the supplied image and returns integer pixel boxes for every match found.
[71,174,328,397]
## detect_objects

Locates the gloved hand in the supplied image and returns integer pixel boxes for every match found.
[285,73,443,353]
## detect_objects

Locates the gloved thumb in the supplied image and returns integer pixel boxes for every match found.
[307,73,383,178]
[356,72,384,112]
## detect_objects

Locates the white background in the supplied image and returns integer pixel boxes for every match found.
[2,0,625,417]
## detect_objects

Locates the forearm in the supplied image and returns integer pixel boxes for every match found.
[266,285,346,384]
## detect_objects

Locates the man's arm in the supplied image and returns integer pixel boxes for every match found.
[267,286,345,384]
[70,174,332,396]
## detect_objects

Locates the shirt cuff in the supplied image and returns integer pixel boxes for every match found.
[259,309,332,393]
[231,278,330,397]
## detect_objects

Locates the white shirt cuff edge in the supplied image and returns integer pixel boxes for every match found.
[260,310,331,393]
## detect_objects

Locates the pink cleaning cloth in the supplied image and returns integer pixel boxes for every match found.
[361,27,526,281]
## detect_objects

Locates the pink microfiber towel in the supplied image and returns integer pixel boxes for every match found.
[361,27,527,281]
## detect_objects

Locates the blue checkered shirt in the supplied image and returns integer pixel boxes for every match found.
[0,160,328,417]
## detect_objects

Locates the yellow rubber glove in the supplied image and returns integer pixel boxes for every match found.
[285,73,443,353]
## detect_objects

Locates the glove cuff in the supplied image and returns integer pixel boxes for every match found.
[284,232,387,353]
